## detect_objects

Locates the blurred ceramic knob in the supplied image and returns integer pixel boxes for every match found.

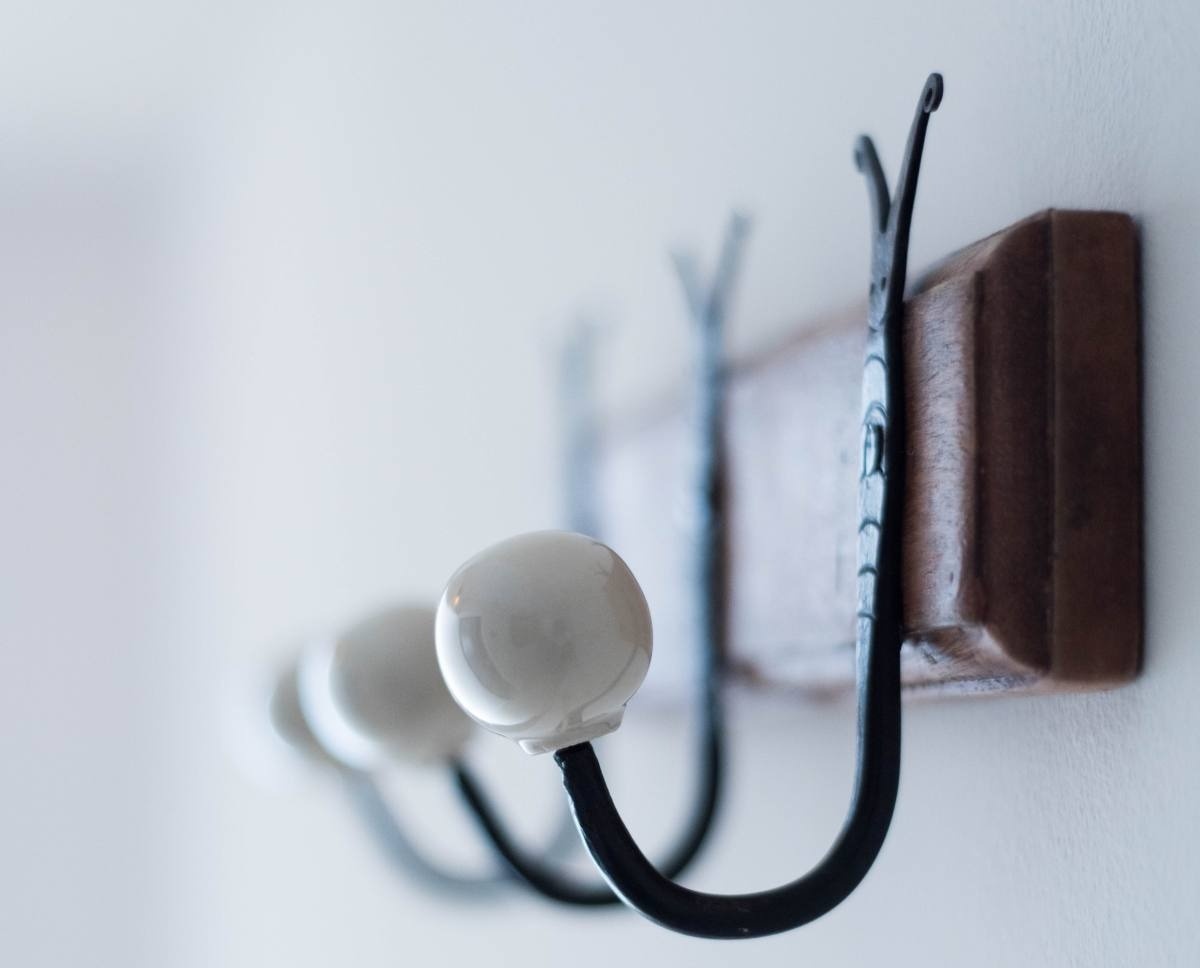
[299,604,475,769]
[268,654,336,766]
[435,531,653,755]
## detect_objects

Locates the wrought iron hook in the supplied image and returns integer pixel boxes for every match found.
[340,771,508,898]
[267,654,507,897]
[547,73,943,938]
[450,215,749,905]
[315,322,606,899]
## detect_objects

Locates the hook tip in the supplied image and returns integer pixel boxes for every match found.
[922,73,944,113]
[853,135,874,172]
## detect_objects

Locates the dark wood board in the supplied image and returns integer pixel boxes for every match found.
[595,210,1141,699]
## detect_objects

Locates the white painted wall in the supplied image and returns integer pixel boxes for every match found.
[3,1,1198,965]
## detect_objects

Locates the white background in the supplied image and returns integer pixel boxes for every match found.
[1,2,1196,965]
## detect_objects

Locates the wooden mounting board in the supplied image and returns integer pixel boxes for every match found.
[595,210,1141,699]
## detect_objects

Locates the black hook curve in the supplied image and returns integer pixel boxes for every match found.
[545,73,942,938]
[341,771,508,899]
[268,655,507,897]
[313,322,604,898]
[449,215,749,905]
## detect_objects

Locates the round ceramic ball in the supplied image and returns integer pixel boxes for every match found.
[435,531,653,754]
[299,604,475,769]
[267,654,336,766]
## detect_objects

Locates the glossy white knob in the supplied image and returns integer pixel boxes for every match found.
[299,604,476,769]
[435,531,653,755]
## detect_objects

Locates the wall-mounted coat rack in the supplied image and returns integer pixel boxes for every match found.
[261,72,1142,942]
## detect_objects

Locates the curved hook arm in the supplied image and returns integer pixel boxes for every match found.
[448,216,750,905]
[853,137,890,237]
[341,771,508,899]
[552,615,897,936]
[536,73,942,939]
[268,655,508,898]
[452,710,721,906]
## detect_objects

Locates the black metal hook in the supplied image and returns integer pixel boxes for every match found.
[267,656,507,896]
[450,215,750,905]
[314,322,607,898]
[340,771,508,899]
[545,73,943,939]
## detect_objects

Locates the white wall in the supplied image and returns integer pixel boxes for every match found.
[3,1,1198,965]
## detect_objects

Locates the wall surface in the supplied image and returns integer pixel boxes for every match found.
[2,1,1198,965]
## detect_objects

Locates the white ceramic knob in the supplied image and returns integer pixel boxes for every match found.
[435,531,653,755]
[268,655,336,766]
[223,650,335,791]
[299,604,476,769]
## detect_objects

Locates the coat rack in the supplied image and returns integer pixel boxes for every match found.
[260,72,1142,940]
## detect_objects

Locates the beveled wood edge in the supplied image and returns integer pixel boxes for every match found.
[594,209,1142,700]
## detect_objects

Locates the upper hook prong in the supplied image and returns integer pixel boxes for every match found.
[920,72,944,114]
[854,136,890,236]
[670,251,707,324]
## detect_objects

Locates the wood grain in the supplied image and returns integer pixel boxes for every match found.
[595,210,1142,699]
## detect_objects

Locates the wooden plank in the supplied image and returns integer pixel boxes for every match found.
[595,210,1142,699]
